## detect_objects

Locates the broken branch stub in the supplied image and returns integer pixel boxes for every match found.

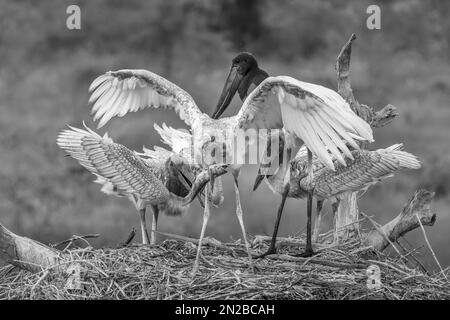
[364,189,436,251]
[333,34,399,242]
[0,223,66,273]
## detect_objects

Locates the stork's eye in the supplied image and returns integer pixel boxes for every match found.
[210,136,216,142]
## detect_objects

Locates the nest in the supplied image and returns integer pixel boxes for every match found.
[0,234,449,300]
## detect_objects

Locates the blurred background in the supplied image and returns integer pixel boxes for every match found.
[1,0,449,270]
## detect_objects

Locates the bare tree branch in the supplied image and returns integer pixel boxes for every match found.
[0,223,65,273]
[333,34,400,242]
[364,190,436,251]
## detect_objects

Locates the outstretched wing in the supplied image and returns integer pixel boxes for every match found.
[89,69,204,128]
[307,145,421,198]
[236,76,373,170]
[153,123,194,163]
[56,124,170,203]
[139,145,174,163]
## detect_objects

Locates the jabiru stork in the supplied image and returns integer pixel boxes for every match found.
[211,52,374,257]
[258,135,421,253]
[87,64,373,264]
[57,124,226,246]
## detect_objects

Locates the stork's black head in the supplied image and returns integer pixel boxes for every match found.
[212,52,260,119]
[232,52,258,76]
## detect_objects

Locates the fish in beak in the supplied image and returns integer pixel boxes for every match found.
[212,64,242,119]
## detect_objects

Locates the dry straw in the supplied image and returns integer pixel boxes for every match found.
[0,234,449,300]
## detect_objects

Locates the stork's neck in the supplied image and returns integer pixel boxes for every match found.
[238,67,269,100]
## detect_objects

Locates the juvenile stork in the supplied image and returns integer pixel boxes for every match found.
[152,123,224,208]
[88,66,373,262]
[57,124,226,245]
[257,139,421,254]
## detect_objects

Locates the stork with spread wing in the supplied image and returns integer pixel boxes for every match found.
[57,124,226,246]
[88,66,373,265]
[260,139,421,250]
[211,53,374,257]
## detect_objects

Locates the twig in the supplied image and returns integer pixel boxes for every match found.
[30,270,49,298]
[266,254,367,269]
[360,212,405,260]
[415,213,448,281]
[152,230,236,253]
[117,228,136,248]
[396,239,429,275]
[51,234,99,249]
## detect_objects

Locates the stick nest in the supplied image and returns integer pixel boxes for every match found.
[0,234,449,300]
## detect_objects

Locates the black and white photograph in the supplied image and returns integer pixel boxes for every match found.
[0,0,449,306]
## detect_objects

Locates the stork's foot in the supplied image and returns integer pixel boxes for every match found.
[292,248,315,258]
[254,246,277,259]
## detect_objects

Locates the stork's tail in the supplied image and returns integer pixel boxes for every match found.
[381,144,421,170]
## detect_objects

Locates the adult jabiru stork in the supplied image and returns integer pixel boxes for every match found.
[211,52,374,257]
[88,65,373,263]
[57,124,226,246]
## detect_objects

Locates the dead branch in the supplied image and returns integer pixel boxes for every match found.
[363,189,436,251]
[336,33,398,126]
[0,223,66,273]
[116,228,136,248]
[51,234,99,249]
[334,34,399,242]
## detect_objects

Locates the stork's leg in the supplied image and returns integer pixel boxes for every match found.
[149,205,159,245]
[312,199,324,243]
[255,183,290,258]
[232,171,253,269]
[331,199,340,216]
[331,198,340,245]
[256,146,292,258]
[138,208,150,245]
[294,149,315,257]
[192,184,211,275]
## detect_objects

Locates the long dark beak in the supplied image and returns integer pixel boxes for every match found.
[175,165,194,191]
[212,65,242,119]
[253,170,265,191]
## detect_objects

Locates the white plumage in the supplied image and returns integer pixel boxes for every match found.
[88,68,374,269]
[89,71,373,172]
[56,123,222,245]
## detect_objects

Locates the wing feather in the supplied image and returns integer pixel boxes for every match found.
[56,123,170,203]
[304,112,346,165]
[236,76,373,170]
[89,69,204,128]
[304,145,420,198]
